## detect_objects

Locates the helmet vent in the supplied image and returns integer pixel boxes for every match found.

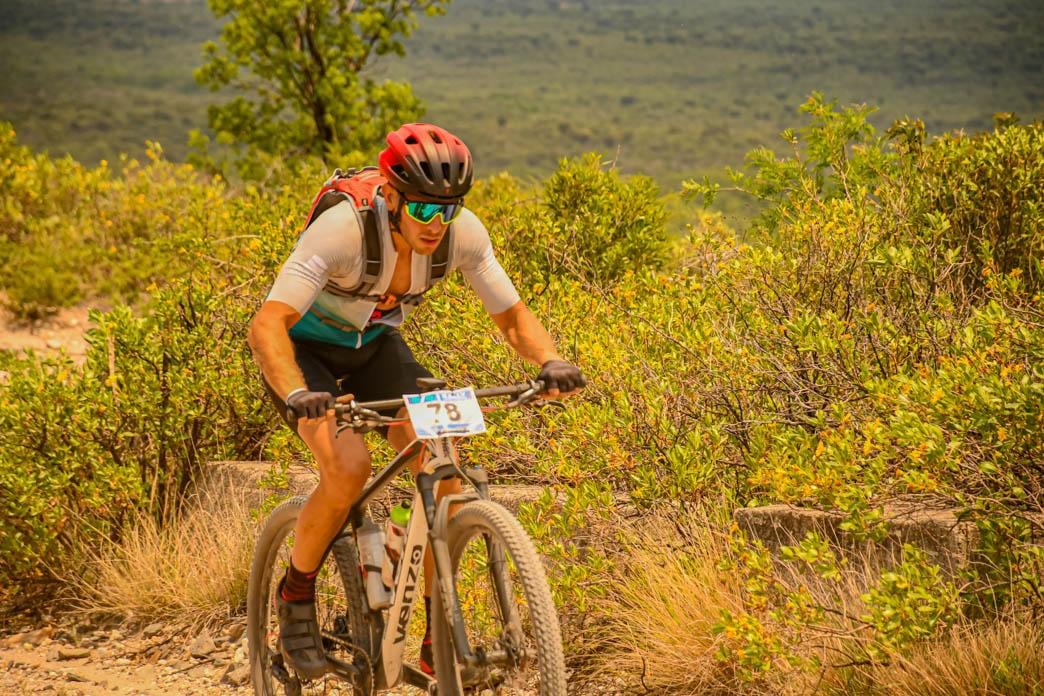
[429,130,443,144]
[441,162,451,180]
[419,160,434,182]
[405,135,419,145]
[391,164,409,180]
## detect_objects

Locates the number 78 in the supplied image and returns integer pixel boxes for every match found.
[427,402,462,421]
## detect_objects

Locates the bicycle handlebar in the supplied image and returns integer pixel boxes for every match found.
[331,379,549,432]
[341,380,545,416]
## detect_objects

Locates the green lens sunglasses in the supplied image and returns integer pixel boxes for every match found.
[404,199,464,225]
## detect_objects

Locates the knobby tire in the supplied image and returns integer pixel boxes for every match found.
[431,499,566,696]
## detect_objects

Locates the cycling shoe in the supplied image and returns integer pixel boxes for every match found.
[276,582,328,680]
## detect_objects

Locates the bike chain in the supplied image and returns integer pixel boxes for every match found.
[321,630,376,696]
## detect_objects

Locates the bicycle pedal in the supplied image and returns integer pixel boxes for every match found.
[271,653,300,688]
[403,663,436,690]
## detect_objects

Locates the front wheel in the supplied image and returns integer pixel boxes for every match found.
[431,499,566,696]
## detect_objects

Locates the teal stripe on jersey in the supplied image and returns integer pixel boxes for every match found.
[289,310,388,348]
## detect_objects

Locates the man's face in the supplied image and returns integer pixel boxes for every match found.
[386,187,450,256]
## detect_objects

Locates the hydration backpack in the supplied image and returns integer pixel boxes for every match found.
[303,166,452,300]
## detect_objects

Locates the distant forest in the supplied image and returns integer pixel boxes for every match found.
[1,0,1041,184]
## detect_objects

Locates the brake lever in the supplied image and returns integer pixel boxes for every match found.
[334,401,382,436]
[533,398,566,410]
[505,386,539,409]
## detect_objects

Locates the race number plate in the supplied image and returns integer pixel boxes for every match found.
[403,388,487,439]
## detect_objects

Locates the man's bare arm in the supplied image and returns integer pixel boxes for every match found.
[490,300,585,397]
[247,300,306,399]
[489,300,561,367]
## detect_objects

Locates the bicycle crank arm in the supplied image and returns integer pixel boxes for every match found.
[402,664,437,693]
[324,654,364,681]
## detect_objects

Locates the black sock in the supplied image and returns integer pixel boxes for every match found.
[423,595,432,640]
[281,560,319,602]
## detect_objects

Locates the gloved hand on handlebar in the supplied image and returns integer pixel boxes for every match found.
[286,388,336,421]
[537,359,586,396]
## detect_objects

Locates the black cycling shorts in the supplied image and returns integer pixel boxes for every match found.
[263,328,433,435]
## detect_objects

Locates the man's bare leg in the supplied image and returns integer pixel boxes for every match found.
[272,413,372,680]
[291,415,372,572]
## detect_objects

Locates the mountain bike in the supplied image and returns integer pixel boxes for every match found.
[247,378,567,695]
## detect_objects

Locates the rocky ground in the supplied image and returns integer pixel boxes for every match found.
[0,617,254,696]
[0,615,441,695]
[0,615,614,695]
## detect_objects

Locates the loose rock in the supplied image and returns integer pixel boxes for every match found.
[188,630,217,658]
[6,627,54,647]
[143,623,165,639]
[57,646,92,660]
[220,663,251,686]
[226,623,245,643]
[134,664,157,682]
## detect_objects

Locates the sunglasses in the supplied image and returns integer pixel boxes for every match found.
[403,198,464,225]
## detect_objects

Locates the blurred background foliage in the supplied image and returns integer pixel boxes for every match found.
[0,0,1040,187]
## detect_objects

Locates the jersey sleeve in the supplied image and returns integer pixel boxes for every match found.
[453,209,522,315]
[265,201,362,314]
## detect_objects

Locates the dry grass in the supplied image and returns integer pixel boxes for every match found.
[832,614,1044,696]
[589,508,1043,696]
[588,509,747,695]
[70,475,258,627]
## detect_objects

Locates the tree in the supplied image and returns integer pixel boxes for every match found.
[193,0,450,172]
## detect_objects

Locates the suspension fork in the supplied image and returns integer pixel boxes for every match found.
[416,455,496,667]
[419,461,520,669]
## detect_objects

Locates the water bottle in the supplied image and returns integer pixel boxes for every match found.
[356,518,392,609]
[382,501,412,588]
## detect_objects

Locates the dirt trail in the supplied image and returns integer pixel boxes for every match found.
[0,299,93,363]
[0,618,428,695]
[0,620,253,696]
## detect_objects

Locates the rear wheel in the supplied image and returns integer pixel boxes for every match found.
[431,499,566,696]
[247,496,381,695]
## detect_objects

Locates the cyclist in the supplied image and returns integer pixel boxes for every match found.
[247,123,585,680]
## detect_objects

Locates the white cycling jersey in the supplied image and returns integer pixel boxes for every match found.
[266,196,521,348]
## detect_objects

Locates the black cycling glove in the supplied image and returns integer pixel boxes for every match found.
[537,360,586,394]
[286,389,336,421]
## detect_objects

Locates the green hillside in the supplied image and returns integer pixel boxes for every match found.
[0,0,1041,184]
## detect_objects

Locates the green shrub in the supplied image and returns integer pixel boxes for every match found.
[673,97,1043,680]
[0,282,274,582]
[892,114,1044,295]
[476,154,670,287]
[0,127,250,319]
[0,143,302,582]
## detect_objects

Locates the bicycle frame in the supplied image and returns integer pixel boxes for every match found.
[330,433,493,692]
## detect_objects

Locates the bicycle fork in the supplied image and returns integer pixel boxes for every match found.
[420,462,526,674]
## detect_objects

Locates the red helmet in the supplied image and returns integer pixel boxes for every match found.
[378,123,474,202]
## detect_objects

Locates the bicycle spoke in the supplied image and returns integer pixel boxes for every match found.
[453,527,538,692]
[249,499,376,696]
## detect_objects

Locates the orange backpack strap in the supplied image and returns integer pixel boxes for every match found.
[302,167,385,297]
